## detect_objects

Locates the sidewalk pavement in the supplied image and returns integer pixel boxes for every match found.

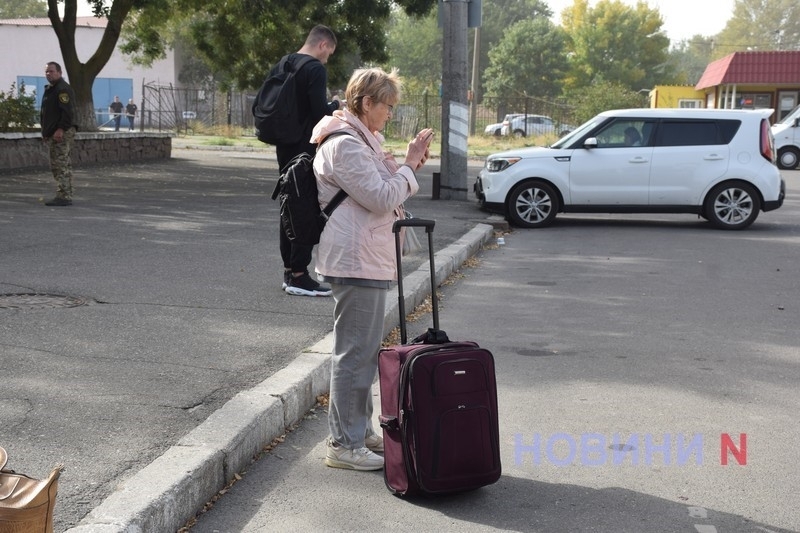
[0,139,498,532]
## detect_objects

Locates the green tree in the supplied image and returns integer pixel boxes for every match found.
[482,18,569,100]
[667,36,715,85]
[46,0,436,131]
[0,0,47,18]
[712,0,800,58]
[561,0,676,91]
[384,8,441,92]
[120,0,435,91]
[474,0,552,97]
[47,0,143,131]
[567,79,647,123]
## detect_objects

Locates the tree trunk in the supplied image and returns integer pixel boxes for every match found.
[47,0,136,132]
[71,73,98,131]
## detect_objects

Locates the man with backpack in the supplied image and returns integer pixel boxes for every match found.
[262,25,342,297]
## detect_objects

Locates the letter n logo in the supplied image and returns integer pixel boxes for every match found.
[720,433,747,466]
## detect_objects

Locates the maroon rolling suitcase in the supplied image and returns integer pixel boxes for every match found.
[378,218,501,496]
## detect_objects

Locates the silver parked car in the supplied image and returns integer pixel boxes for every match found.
[485,114,523,136]
[501,114,574,138]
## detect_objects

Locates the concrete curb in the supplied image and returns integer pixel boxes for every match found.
[66,223,495,533]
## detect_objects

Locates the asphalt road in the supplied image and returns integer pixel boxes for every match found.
[0,143,490,532]
[191,170,800,532]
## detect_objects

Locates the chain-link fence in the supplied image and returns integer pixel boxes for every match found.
[141,83,576,141]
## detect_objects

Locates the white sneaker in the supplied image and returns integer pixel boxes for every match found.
[325,439,384,471]
[364,433,384,453]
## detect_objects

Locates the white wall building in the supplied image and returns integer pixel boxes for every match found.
[0,16,177,125]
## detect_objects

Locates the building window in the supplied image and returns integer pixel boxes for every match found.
[678,99,703,108]
[736,93,772,109]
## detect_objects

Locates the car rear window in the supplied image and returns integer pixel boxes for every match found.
[655,120,741,146]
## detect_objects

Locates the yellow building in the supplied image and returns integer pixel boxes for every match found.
[648,86,706,109]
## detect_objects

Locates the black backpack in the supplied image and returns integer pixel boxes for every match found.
[271,132,351,246]
[252,55,315,145]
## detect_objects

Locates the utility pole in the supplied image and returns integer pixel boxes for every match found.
[439,0,472,200]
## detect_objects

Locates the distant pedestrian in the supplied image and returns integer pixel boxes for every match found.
[40,61,76,207]
[126,98,137,131]
[109,96,123,131]
[269,24,342,297]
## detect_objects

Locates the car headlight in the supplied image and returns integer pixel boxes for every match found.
[485,157,521,173]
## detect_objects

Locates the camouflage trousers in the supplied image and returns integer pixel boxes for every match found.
[48,128,75,199]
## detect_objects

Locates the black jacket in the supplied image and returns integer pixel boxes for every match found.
[40,78,75,138]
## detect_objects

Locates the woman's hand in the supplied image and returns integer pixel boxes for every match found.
[405,128,434,171]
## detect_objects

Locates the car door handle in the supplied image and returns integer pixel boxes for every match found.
[703,154,725,160]
[629,157,649,163]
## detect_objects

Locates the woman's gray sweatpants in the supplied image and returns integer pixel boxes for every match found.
[328,282,387,449]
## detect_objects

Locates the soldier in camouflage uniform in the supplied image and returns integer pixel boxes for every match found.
[40,61,76,206]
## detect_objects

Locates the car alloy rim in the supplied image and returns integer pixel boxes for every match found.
[516,186,551,223]
[713,187,753,225]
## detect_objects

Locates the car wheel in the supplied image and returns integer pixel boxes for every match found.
[703,182,761,230]
[507,181,559,228]
[513,129,526,138]
[777,147,800,170]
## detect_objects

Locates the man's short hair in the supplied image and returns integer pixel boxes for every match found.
[306,25,337,48]
[47,61,62,73]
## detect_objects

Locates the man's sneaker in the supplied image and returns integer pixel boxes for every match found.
[365,433,384,453]
[44,197,72,206]
[282,270,291,290]
[325,439,384,471]
[285,272,332,297]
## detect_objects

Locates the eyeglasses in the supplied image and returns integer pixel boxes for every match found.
[356,95,394,113]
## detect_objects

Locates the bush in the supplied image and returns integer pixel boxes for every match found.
[0,82,37,132]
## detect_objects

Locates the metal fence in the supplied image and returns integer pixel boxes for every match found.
[140,83,576,140]
[141,82,254,133]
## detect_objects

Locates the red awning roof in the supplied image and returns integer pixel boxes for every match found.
[695,51,800,90]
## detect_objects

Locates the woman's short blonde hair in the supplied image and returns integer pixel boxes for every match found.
[345,67,401,117]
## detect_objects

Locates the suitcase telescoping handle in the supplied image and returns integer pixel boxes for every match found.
[393,218,440,344]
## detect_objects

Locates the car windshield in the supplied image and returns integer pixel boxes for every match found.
[549,116,604,148]
[777,104,800,125]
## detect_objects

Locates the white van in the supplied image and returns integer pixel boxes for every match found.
[772,104,800,170]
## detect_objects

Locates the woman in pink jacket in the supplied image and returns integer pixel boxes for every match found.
[311,67,433,471]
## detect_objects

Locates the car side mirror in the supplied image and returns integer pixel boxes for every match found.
[583,137,598,149]
[794,118,800,128]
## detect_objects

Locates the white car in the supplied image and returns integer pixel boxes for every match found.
[475,108,785,230]
[500,114,574,138]
[485,114,523,136]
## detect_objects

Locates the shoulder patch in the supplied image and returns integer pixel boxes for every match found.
[59,93,70,104]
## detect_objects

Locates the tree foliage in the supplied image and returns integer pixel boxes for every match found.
[711,0,800,58]
[45,0,436,131]
[384,8,441,92]
[0,0,47,17]
[0,82,37,132]
[473,0,552,96]
[482,18,569,100]
[120,0,436,91]
[567,79,648,124]
[561,0,676,91]
[667,36,715,85]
